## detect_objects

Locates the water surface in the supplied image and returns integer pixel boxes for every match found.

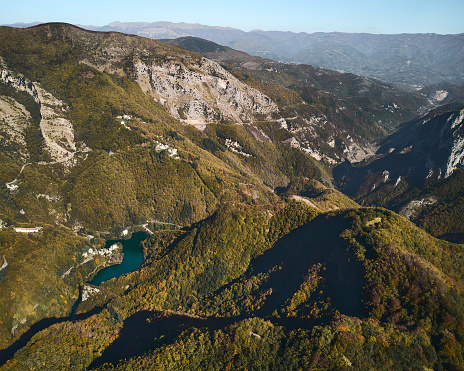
[89,231,147,285]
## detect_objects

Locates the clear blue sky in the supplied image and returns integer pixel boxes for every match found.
[1,0,463,34]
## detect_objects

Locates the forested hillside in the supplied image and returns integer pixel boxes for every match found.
[3,202,464,370]
[0,23,463,370]
[334,104,464,243]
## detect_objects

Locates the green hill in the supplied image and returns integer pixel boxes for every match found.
[334,104,464,243]
[0,23,337,232]
[1,23,463,370]
[2,203,463,370]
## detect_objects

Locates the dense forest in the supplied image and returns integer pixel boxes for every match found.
[0,23,463,370]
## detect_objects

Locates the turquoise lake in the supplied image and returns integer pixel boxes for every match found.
[89,231,148,285]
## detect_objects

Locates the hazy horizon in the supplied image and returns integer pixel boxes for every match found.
[3,20,464,36]
[1,0,463,35]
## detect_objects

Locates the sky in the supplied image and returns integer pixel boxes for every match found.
[1,0,463,35]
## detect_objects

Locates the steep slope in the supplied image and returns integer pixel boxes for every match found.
[0,22,336,346]
[2,203,464,370]
[377,103,464,180]
[395,169,464,242]
[420,83,464,107]
[0,64,87,165]
[2,22,464,370]
[0,224,113,350]
[335,103,464,189]
[1,22,401,238]
[334,103,464,189]
[0,89,33,163]
[334,103,464,242]
[84,21,464,87]
[167,36,427,163]
[0,23,287,232]
[68,32,279,128]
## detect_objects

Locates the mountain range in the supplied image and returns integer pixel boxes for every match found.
[0,22,464,370]
[5,21,464,87]
[33,21,464,88]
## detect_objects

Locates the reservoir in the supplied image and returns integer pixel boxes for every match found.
[89,231,148,285]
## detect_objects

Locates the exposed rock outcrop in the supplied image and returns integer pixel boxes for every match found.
[334,104,464,198]
[0,96,31,162]
[399,197,437,220]
[0,254,7,271]
[1,62,88,166]
[0,60,40,103]
[376,105,464,181]
[34,85,85,165]
[135,57,278,127]
[81,284,100,302]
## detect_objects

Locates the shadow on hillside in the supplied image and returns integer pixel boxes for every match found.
[90,212,369,368]
[88,310,239,369]
[439,232,464,244]
[250,213,367,319]
[2,213,369,368]
[0,306,102,366]
[88,308,335,369]
[142,228,192,264]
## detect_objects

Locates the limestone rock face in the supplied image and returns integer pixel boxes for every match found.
[377,106,464,180]
[445,109,464,178]
[0,62,89,166]
[0,65,40,103]
[73,30,389,163]
[336,105,464,198]
[35,85,77,163]
[135,57,278,128]
[399,197,437,220]
[0,95,31,162]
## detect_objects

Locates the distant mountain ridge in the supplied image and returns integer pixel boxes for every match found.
[2,23,464,370]
[74,22,464,87]
[4,21,463,87]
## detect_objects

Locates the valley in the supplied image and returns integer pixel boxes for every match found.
[0,22,463,370]
[71,21,464,88]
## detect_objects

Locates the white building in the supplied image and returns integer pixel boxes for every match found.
[14,227,43,233]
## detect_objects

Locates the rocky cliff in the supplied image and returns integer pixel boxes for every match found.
[376,103,464,180]
[1,60,88,166]
[134,57,278,128]
[334,103,464,205]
